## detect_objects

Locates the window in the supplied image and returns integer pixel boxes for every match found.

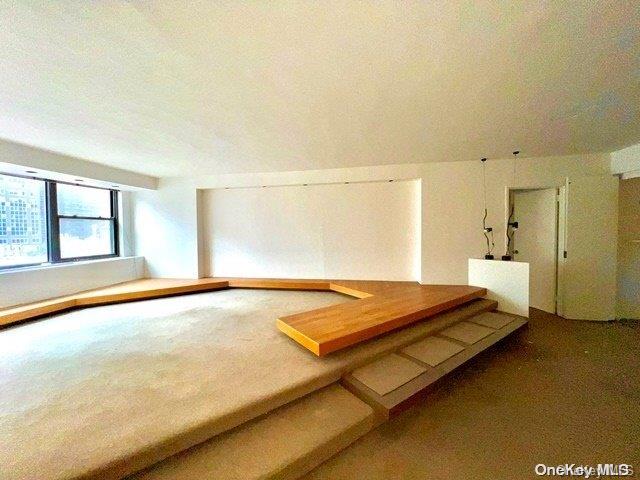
[53,183,117,260]
[0,175,48,267]
[0,173,119,269]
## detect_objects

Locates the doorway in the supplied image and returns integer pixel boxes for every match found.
[509,187,563,314]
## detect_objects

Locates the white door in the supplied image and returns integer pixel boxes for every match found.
[513,189,558,313]
[563,175,618,320]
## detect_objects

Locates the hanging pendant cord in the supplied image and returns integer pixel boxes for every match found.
[481,158,494,256]
[506,151,519,257]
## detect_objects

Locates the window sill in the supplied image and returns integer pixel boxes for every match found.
[0,256,139,275]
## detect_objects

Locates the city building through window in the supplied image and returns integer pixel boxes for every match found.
[0,173,118,268]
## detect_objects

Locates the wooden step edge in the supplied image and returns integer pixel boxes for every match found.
[276,318,321,356]
[324,297,499,358]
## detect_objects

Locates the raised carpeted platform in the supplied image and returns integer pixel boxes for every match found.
[1,288,496,480]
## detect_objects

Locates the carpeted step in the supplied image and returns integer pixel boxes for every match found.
[128,384,377,480]
[342,311,527,417]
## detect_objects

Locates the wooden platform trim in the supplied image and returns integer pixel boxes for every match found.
[277,284,487,356]
[0,279,230,326]
[342,312,527,418]
[1,278,486,357]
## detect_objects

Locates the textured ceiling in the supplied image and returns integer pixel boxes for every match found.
[0,1,639,177]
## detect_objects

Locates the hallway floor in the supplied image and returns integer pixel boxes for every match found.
[304,309,640,480]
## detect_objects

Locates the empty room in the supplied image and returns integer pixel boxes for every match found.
[1,2,638,479]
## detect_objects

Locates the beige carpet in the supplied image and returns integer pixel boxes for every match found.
[440,320,494,344]
[130,384,375,480]
[1,289,347,480]
[401,336,465,367]
[0,289,492,480]
[471,311,515,329]
[350,354,426,396]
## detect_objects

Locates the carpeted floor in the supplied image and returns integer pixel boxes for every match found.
[0,288,492,480]
[0,289,350,479]
[302,309,640,480]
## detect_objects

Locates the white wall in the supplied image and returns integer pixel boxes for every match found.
[0,256,144,308]
[132,152,617,320]
[133,180,199,278]
[202,181,421,280]
[617,177,640,319]
[420,154,611,284]
[118,191,135,257]
[468,259,529,317]
[133,164,423,279]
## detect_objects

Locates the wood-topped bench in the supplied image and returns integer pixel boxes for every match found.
[0,278,486,356]
[276,284,486,355]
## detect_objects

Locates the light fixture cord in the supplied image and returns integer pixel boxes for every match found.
[482,158,488,211]
[481,159,494,256]
[506,151,519,256]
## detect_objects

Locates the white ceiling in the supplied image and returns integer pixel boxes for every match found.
[1,1,639,177]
